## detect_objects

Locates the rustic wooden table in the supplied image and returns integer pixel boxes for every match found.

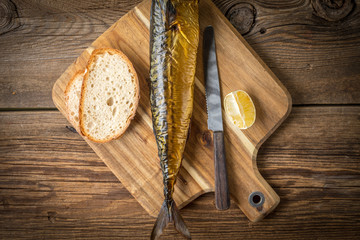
[1,0,359,239]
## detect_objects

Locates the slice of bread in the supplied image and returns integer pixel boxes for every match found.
[64,70,85,133]
[79,48,139,143]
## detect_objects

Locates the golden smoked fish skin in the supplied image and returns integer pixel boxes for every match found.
[149,0,199,239]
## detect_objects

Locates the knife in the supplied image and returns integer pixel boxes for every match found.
[203,26,230,210]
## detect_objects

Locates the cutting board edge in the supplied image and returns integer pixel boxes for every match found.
[255,93,292,153]
[177,187,214,210]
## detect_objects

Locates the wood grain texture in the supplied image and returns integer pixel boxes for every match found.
[0,108,359,239]
[0,0,142,108]
[214,0,360,104]
[0,0,359,108]
[213,131,230,210]
[52,0,291,222]
[1,0,359,239]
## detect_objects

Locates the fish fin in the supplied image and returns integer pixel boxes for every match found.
[151,200,191,240]
[186,121,191,144]
[151,201,170,240]
[171,201,191,239]
[166,0,177,26]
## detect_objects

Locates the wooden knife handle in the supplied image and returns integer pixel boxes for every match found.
[213,131,230,210]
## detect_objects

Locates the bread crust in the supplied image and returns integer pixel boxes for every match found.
[64,69,85,134]
[79,48,140,143]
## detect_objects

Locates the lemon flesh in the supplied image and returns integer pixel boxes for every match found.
[224,90,256,130]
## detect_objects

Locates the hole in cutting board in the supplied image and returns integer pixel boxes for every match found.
[252,194,261,204]
[249,191,265,207]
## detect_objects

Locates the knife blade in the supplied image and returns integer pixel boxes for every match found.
[203,25,230,210]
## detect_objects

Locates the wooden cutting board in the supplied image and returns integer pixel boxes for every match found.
[52,0,291,222]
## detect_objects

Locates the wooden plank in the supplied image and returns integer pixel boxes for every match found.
[0,0,142,109]
[213,0,360,104]
[1,0,359,108]
[0,107,359,239]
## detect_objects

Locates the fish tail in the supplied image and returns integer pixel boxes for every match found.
[151,200,191,240]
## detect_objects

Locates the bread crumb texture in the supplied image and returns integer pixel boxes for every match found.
[82,50,138,142]
[65,71,84,130]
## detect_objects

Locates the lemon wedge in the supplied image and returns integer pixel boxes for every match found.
[224,90,256,129]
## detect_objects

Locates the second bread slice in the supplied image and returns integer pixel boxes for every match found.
[80,48,139,143]
[64,70,85,132]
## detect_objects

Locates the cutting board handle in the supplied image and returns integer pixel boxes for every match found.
[226,147,280,222]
